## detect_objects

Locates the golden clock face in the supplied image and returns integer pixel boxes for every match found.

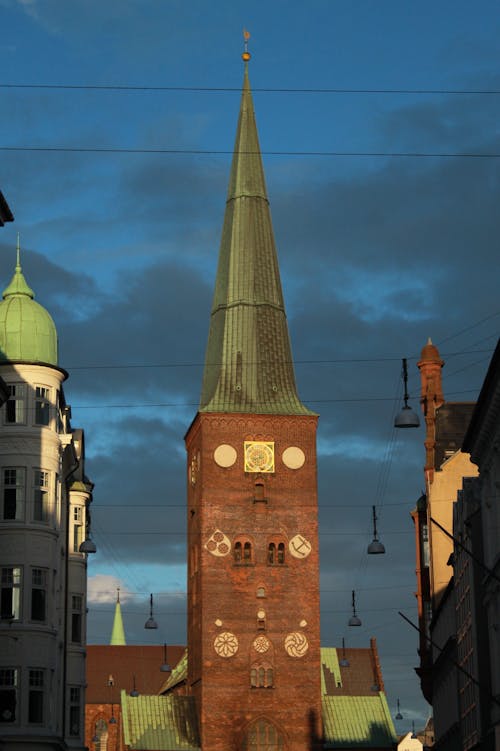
[244,441,275,473]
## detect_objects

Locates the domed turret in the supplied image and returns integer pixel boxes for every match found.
[0,241,58,366]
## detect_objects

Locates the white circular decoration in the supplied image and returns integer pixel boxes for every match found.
[300,619,307,628]
[214,444,237,468]
[214,631,239,657]
[284,632,309,657]
[282,446,305,469]
[215,619,222,627]
[253,636,270,653]
[257,609,266,620]
[205,530,231,557]
[289,534,312,559]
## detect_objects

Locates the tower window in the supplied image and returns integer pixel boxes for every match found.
[31,568,47,622]
[33,470,49,523]
[234,538,254,565]
[256,587,265,598]
[268,539,286,565]
[71,595,83,643]
[5,384,25,424]
[3,468,25,521]
[34,387,50,426]
[0,668,18,723]
[250,662,274,689]
[72,507,84,553]
[68,687,81,736]
[28,669,44,724]
[0,567,21,621]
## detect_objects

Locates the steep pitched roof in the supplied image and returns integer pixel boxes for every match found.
[321,647,396,748]
[121,692,199,750]
[199,63,313,416]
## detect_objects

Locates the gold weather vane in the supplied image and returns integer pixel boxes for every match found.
[242,29,251,61]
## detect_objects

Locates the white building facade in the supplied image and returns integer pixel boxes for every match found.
[0,248,93,750]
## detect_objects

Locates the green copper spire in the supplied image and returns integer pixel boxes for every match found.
[0,239,58,365]
[200,61,313,416]
[110,588,126,645]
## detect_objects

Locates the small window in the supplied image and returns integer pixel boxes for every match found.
[0,567,21,620]
[250,662,273,689]
[31,569,47,622]
[33,470,49,523]
[72,507,84,553]
[5,384,25,424]
[3,468,25,521]
[68,687,80,736]
[234,538,253,565]
[268,539,286,566]
[257,587,265,598]
[71,595,82,643]
[0,668,18,723]
[35,387,50,426]
[28,670,44,724]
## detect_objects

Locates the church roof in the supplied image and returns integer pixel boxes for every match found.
[0,242,58,366]
[121,691,200,750]
[199,62,313,416]
[110,596,126,645]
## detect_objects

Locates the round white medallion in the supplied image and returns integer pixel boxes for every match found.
[284,632,309,658]
[282,446,306,469]
[214,631,239,657]
[214,444,237,468]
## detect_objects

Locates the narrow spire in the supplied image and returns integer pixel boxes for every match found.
[110,588,126,645]
[199,51,313,416]
[3,237,34,300]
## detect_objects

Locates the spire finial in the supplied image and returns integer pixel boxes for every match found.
[242,29,251,61]
[16,233,21,270]
[117,586,120,604]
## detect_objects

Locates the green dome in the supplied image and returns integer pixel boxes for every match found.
[0,251,58,366]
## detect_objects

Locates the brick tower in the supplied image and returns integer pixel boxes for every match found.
[184,52,322,751]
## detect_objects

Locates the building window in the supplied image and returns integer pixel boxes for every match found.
[33,470,49,523]
[0,567,21,621]
[234,538,253,564]
[73,507,83,553]
[268,540,286,565]
[0,668,18,723]
[5,384,25,424]
[28,669,44,724]
[250,662,273,688]
[256,587,266,598]
[244,719,284,751]
[31,569,47,622]
[3,468,25,521]
[68,687,80,736]
[71,595,82,643]
[421,523,430,567]
[34,387,50,426]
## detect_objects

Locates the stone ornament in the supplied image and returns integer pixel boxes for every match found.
[213,444,237,467]
[289,534,312,559]
[282,446,306,469]
[253,636,270,653]
[214,631,239,657]
[205,530,231,557]
[284,632,309,657]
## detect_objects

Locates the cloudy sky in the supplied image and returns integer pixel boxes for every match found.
[1,0,499,731]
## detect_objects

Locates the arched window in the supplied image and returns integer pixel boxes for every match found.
[234,538,253,565]
[256,587,265,598]
[244,719,284,750]
[268,539,286,565]
[234,542,242,562]
[250,662,274,689]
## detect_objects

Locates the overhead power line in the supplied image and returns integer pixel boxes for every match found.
[2,83,500,95]
[1,145,499,158]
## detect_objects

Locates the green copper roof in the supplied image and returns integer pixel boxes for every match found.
[200,64,313,416]
[321,648,343,691]
[0,244,58,366]
[323,694,397,748]
[159,648,187,694]
[110,597,126,645]
[121,691,200,750]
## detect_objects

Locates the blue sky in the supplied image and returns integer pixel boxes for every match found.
[1,0,499,731]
